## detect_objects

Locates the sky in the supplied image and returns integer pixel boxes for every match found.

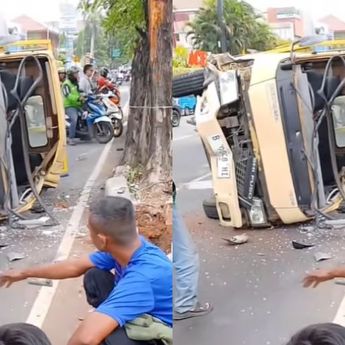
[1,0,79,22]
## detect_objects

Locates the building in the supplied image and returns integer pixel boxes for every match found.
[265,7,308,41]
[11,15,59,50]
[173,0,204,48]
[317,15,345,40]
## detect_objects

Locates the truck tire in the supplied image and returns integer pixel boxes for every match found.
[173,70,205,98]
[202,198,219,220]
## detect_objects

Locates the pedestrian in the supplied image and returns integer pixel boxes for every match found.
[62,66,84,145]
[79,64,95,96]
[0,322,52,345]
[286,323,345,345]
[0,196,172,345]
[173,182,213,320]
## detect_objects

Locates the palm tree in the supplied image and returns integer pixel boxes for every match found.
[188,0,278,55]
[78,0,103,56]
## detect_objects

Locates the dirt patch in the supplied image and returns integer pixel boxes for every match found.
[136,203,172,254]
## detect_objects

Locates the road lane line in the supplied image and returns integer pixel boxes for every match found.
[173,134,196,142]
[333,295,345,326]
[26,138,114,327]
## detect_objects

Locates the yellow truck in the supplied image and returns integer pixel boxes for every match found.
[0,39,68,220]
[173,38,345,229]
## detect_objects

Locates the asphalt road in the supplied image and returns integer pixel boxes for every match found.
[173,116,345,345]
[0,85,129,326]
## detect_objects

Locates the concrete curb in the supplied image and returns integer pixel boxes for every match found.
[104,175,138,206]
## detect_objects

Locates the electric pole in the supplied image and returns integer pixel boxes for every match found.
[217,0,227,53]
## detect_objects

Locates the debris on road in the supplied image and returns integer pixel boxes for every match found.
[28,278,53,287]
[335,280,345,286]
[77,153,88,161]
[257,253,265,257]
[0,244,8,249]
[17,216,50,228]
[222,233,249,245]
[7,252,26,262]
[314,252,333,262]
[292,240,315,250]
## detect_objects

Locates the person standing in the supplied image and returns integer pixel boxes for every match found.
[173,182,213,320]
[62,66,84,145]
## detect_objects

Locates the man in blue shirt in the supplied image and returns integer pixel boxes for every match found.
[0,196,172,345]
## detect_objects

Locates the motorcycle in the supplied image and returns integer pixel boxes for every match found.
[101,92,124,138]
[65,95,114,144]
[172,100,181,127]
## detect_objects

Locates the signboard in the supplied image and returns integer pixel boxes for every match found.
[112,49,121,58]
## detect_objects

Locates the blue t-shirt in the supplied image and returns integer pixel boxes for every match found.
[89,237,172,327]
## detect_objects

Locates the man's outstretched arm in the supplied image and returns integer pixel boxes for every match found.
[303,266,345,288]
[67,312,118,345]
[0,256,94,288]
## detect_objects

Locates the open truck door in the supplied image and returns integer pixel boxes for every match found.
[0,40,68,220]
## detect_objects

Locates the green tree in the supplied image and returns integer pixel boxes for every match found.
[188,0,278,54]
[79,0,103,56]
[83,0,172,188]
[75,25,111,66]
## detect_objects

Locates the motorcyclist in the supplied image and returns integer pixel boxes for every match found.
[97,67,121,102]
[62,66,84,145]
[58,67,66,85]
[79,64,95,96]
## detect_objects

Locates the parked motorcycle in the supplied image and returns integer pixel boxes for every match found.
[172,101,181,127]
[101,92,124,137]
[65,95,113,144]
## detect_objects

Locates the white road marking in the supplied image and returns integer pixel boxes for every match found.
[26,139,114,327]
[173,134,196,142]
[333,296,345,326]
[184,180,213,190]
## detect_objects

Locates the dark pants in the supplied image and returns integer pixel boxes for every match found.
[84,268,162,345]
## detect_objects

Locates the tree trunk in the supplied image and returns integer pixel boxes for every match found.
[122,0,172,186]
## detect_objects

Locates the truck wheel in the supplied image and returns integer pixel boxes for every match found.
[202,198,219,220]
[173,70,205,98]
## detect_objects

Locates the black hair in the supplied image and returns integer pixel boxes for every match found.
[89,196,137,246]
[0,323,51,345]
[83,64,93,74]
[287,323,345,345]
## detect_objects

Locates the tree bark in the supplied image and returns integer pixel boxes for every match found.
[122,0,172,186]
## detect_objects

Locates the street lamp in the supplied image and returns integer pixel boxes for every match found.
[217,0,227,53]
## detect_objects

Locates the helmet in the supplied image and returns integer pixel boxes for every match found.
[58,67,66,74]
[67,66,80,83]
[100,67,109,78]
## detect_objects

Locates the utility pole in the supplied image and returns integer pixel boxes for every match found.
[217,0,227,53]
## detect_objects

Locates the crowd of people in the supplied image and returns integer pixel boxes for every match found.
[57,65,121,146]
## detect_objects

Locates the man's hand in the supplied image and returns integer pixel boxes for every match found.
[0,270,26,288]
[303,269,335,288]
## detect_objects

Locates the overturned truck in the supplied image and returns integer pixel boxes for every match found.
[0,41,67,221]
[173,48,345,229]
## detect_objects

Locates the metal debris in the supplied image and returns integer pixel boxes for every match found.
[314,252,333,262]
[28,278,53,287]
[335,280,345,286]
[17,217,50,227]
[292,240,315,250]
[7,252,26,262]
[222,233,249,245]
[0,244,8,249]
